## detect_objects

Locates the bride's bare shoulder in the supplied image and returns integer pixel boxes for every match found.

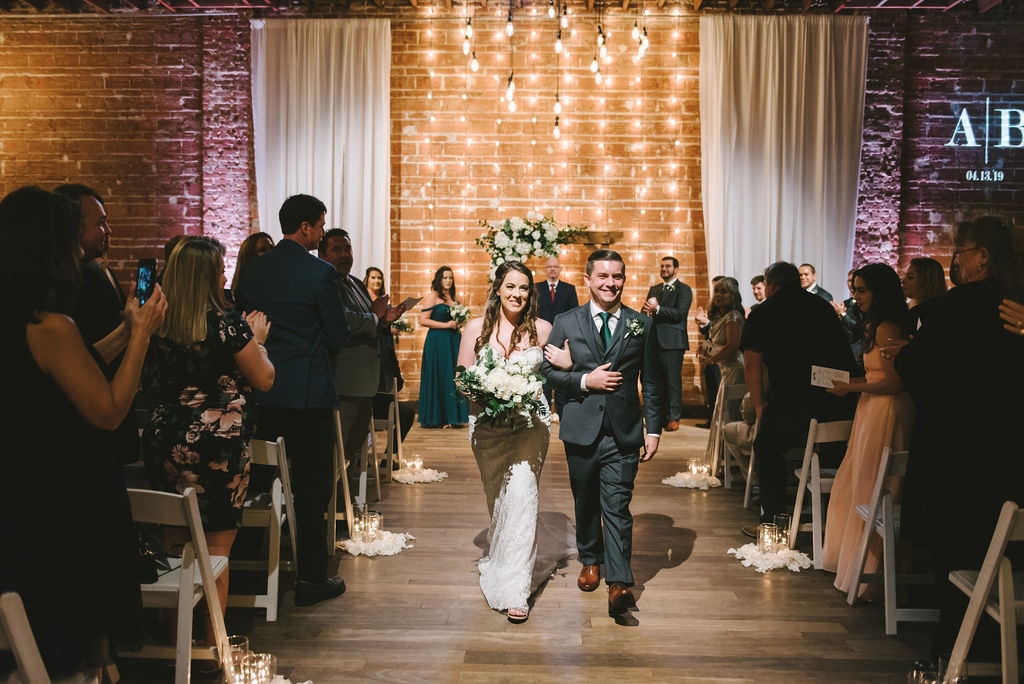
[463,317,484,336]
[535,318,553,344]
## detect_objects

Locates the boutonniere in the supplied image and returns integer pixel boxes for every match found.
[625,318,645,339]
[663,282,676,293]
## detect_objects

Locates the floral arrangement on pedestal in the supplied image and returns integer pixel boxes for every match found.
[475,214,587,278]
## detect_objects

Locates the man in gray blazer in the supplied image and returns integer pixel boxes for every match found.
[318,228,405,477]
[642,255,693,432]
[541,249,663,619]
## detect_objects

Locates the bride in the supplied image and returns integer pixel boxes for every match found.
[457,261,555,623]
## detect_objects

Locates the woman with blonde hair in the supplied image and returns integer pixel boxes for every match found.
[901,256,946,331]
[141,235,274,643]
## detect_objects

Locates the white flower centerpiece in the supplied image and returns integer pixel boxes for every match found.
[455,346,546,431]
[475,214,587,278]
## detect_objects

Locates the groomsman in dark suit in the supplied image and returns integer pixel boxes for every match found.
[542,249,663,619]
[318,228,405,476]
[799,263,833,302]
[236,194,351,607]
[535,256,578,419]
[641,256,693,432]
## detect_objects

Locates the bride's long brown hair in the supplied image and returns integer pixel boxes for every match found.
[475,261,540,357]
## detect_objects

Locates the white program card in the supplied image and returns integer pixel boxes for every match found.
[810,365,850,389]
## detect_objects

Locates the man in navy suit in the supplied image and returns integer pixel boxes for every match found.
[642,256,693,432]
[236,194,350,607]
[535,256,578,419]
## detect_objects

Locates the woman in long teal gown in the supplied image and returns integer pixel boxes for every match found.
[418,266,469,427]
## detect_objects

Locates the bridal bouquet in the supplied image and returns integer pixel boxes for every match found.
[455,346,545,430]
[449,303,471,327]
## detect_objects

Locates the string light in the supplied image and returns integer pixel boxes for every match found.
[506,8,514,37]
[560,5,568,29]
[553,116,560,139]
[471,52,479,71]
[554,95,561,115]
[548,0,555,18]
[555,30,563,54]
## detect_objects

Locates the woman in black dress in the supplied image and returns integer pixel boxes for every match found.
[901,256,946,333]
[0,186,167,678]
[141,236,274,642]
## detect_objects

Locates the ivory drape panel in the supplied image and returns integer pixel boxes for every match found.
[699,15,868,299]
[251,18,391,280]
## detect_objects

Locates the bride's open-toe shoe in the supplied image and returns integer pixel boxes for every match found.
[507,607,529,623]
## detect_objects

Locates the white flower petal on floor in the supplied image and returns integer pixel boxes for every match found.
[340,531,416,557]
[662,472,722,490]
[727,542,812,573]
[392,467,448,484]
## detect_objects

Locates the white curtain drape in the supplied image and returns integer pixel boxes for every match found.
[699,15,868,300]
[251,18,391,280]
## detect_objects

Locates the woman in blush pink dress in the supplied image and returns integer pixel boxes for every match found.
[821,263,914,596]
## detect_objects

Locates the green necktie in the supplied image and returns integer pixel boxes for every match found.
[598,312,612,351]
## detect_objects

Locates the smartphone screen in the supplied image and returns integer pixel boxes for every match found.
[136,258,156,306]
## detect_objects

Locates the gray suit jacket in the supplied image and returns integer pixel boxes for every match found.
[334,274,383,399]
[541,304,663,450]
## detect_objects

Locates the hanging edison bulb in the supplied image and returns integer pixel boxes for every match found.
[555,30,563,54]
[589,55,598,73]
[595,70,602,85]
[470,52,479,71]
[466,18,473,38]
[547,0,555,17]
[632,21,640,41]
[553,116,560,139]
[599,43,607,59]
[597,26,604,46]
[509,99,517,112]
[463,38,470,55]
[641,27,650,49]
[506,10,514,37]
[560,6,568,29]
[506,72,515,102]
[554,95,562,114]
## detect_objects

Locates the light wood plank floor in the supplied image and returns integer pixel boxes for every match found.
[238,422,929,683]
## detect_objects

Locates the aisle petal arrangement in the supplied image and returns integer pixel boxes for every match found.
[393,455,448,484]
[475,214,587,278]
[727,543,812,573]
[663,459,722,490]
[341,531,416,557]
[455,345,546,431]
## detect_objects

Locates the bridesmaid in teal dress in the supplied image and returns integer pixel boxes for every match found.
[418,266,469,427]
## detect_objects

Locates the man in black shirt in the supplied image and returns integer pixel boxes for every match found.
[740,262,856,523]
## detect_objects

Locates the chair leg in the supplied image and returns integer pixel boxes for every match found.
[177,548,195,684]
[846,502,876,606]
[810,457,824,570]
[327,445,339,553]
[998,559,1018,684]
[882,497,899,635]
[367,425,382,502]
[266,483,282,622]
[105,663,120,683]
[743,450,756,510]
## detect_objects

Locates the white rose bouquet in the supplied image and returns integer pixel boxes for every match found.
[455,346,546,430]
[448,303,471,327]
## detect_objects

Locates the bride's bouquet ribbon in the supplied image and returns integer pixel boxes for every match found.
[455,346,546,431]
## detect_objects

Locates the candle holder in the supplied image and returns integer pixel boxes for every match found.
[757,523,778,554]
[687,458,700,476]
[365,511,383,541]
[225,635,250,684]
[241,653,277,684]
[773,513,792,551]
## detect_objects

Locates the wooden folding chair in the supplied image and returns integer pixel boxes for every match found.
[787,418,853,569]
[360,417,384,504]
[373,378,404,485]
[328,408,355,551]
[227,437,298,622]
[0,592,51,684]
[710,383,749,488]
[123,487,228,684]
[945,500,1024,683]
[846,447,939,635]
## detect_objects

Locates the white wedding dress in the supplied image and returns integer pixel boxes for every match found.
[469,346,554,611]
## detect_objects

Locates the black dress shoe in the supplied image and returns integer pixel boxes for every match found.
[295,576,346,606]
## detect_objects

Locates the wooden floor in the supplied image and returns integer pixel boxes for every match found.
[233,421,930,683]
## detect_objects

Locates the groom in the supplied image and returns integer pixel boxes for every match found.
[541,249,663,617]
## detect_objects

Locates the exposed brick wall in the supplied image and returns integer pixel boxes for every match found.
[389,11,707,403]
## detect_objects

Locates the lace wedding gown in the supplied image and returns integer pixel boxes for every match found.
[469,346,553,611]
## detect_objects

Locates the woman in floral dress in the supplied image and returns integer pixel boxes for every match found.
[141,236,274,640]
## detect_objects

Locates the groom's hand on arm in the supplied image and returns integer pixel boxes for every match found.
[584,363,622,392]
[641,434,659,462]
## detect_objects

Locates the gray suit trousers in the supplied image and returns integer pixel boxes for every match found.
[565,433,639,586]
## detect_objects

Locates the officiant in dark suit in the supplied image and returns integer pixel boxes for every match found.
[536,256,578,418]
[541,249,663,619]
[318,229,405,477]
[641,256,692,432]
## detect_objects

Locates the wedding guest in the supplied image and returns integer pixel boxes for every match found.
[820,264,914,596]
[799,263,833,301]
[140,236,274,640]
[535,255,578,324]
[702,276,745,463]
[999,297,1024,335]
[418,266,468,428]
[363,266,386,302]
[740,262,855,526]
[901,257,946,331]
[318,229,404,475]
[831,268,865,374]
[54,184,140,466]
[695,274,725,427]
[235,193,350,607]
[0,186,166,677]
[749,275,766,309]
[159,234,189,281]
[231,232,274,295]
[642,256,693,432]
[893,216,1024,659]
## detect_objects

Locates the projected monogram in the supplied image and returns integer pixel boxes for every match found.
[944,97,1022,182]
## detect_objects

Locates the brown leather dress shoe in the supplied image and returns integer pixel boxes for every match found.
[577,564,600,592]
[608,582,636,615]
[664,420,680,432]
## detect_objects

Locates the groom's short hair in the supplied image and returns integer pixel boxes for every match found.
[586,249,625,276]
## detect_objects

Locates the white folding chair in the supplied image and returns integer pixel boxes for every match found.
[227,437,297,622]
[360,418,384,504]
[0,592,51,684]
[710,383,749,488]
[328,408,355,551]
[124,487,228,684]
[787,418,853,569]
[373,378,405,485]
[945,500,1024,683]
[846,447,939,635]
